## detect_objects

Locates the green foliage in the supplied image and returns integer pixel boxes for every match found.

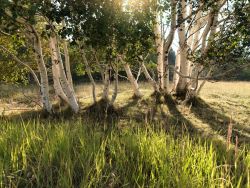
[57,0,155,66]
[0,35,34,84]
[0,119,248,187]
[190,0,250,72]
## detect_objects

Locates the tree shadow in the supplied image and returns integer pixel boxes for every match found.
[163,95,241,159]
[116,97,150,124]
[191,97,250,145]
[0,105,78,124]
[1,97,140,126]
[116,95,171,127]
[164,94,197,135]
[82,99,119,126]
[117,97,141,114]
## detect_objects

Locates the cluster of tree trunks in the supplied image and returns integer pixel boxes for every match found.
[0,0,234,114]
[150,0,227,101]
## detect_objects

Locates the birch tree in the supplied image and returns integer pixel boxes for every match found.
[67,0,154,99]
[59,0,121,104]
[0,1,53,113]
[154,0,177,94]
[172,0,228,99]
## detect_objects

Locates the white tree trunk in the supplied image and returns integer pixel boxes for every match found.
[154,13,164,90]
[93,50,105,84]
[190,11,203,89]
[176,50,189,92]
[6,15,53,113]
[163,0,177,93]
[52,61,69,103]
[81,48,97,103]
[33,34,53,113]
[191,1,224,92]
[175,0,189,96]
[141,62,159,92]
[173,49,180,91]
[50,34,79,113]
[197,68,213,95]
[102,65,110,101]
[62,31,74,89]
[164,60,170,93]
[124,63,142,98]
[157,41,164,90]
[190,65,201,90]
[50,33,69,103]
[110,65,119,106]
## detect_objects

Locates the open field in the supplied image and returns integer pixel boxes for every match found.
[0,81,250,187]
[2,81,249,144]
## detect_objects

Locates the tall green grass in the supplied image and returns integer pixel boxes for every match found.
[0,119,249,188]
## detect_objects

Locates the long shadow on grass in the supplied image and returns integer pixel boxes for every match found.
[164,95,197,135]
[117,97,148,123]
[0,103,77,123]
[82,99,119,125]
[191,98,250,145]
[117,95,171,126]
[164,95,239,156]
[117,97,141,114]
[1,109,49,121]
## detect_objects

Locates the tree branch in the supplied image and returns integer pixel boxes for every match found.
[0,45,41,87]
[171,63,250,80]
[175,2,205,28]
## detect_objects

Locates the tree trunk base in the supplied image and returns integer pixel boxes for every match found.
[151,91,163,104]
[183,93,200,106]
[173,87,188,100]
[84,99,119,123]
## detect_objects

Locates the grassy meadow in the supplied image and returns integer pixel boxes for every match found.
[0,81,249,187]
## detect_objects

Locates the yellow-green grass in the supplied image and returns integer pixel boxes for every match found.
[0,119,249,187]
[0,81,250,145]
[0,81,250,187]
[200,82,250,128]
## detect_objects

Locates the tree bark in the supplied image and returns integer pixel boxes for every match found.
[102,65,110,101]
[32,29,53,113]
[191,0,225,93]
[51,59,69,103]
[190,10,203,89]
[173,49,180,91]
[154,12,164,90]
[80,47,97,103]
[163,0,177,93]
[50,34,79,113]
[93,49,105,84]
[175,0,189,97]
[123,63,142,98]
[5,11,53,113]
[164,60,170,93]
[197,68,213,95]
[62,20,74,89]
[110,65,119,106]
[141,62,159,93]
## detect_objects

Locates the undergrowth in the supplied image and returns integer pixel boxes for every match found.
[0,119,249,188]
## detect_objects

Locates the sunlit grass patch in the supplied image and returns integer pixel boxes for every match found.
[0,119,249,187]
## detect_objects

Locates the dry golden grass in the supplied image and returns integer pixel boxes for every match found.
[74,81,250,146]
[200,81,250,130]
